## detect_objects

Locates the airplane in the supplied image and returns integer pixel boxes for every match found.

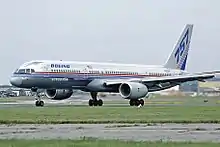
[9,24,215,107]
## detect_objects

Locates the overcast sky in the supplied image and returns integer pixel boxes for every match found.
[0,0,219,84]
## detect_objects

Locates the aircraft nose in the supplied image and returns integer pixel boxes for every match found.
[10,77,23,87]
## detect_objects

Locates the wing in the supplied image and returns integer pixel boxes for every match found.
[103,73,214,92]
[195,70,220,74]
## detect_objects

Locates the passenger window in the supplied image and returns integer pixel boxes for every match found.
[26,69,30,73]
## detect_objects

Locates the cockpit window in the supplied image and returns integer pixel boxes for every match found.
[26,69,30,73]
[14,69,35,74]
[17,69,26,74]
[31,69,35,73]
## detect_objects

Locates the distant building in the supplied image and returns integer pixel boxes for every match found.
[2,88,31,97]
[196,73,220,96]
[179,81,198,92]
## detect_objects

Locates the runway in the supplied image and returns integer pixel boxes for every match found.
[0,95,220,108]
[0,123,220,142]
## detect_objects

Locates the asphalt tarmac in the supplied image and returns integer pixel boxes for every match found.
[0,123,220,142]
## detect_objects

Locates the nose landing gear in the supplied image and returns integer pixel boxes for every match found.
[35,99,44,107]
[31,88,44,107]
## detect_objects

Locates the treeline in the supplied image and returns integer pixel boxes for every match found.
[0,85,14,88]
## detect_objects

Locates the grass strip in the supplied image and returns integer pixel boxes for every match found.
[0,138,219,147]
[0,106,219,124]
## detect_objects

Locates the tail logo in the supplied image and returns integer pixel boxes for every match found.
[164,24,192,70]
[174,29,189,64]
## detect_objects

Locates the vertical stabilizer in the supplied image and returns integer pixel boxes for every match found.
[164,24,193,70]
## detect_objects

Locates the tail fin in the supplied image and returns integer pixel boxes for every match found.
[164,24,193,71]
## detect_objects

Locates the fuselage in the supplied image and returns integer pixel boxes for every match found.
[10,60,187,90]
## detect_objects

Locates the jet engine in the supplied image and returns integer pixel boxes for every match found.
[45,89,73,100]
[118,82,148,99]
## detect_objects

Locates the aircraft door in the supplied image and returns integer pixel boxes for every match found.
[82,67,89,79]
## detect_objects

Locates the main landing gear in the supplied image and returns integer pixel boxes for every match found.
[31,88,44,107]
[129,99,144,107]
[35,99,44,107]
[88,92,103,106]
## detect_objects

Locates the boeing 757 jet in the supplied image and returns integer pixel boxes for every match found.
[10,24,214,107]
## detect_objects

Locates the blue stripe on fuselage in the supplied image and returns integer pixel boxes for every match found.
[11,73,146,80]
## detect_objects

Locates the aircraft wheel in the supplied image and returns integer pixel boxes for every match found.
[135,100,140,106]
[93,100,98,106]
[39,100,44,107]
[35,101,40,107]
[35,100,44,107]
[89,99,93,106]
[98,99,103,106]
[129,99,135,106]
[139,99,144,106]
[88,99,103,106]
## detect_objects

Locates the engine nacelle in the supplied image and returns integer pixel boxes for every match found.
[45,89,73,100]
[85,79,117,92]
[119,82,148,99]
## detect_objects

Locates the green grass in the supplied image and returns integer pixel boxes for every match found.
[0,98,17,102]
[102,96,220,105]
[0,106,220,124]
[0,139,219,147]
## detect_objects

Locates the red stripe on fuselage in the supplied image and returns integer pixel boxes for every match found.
[34,72,164,77]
